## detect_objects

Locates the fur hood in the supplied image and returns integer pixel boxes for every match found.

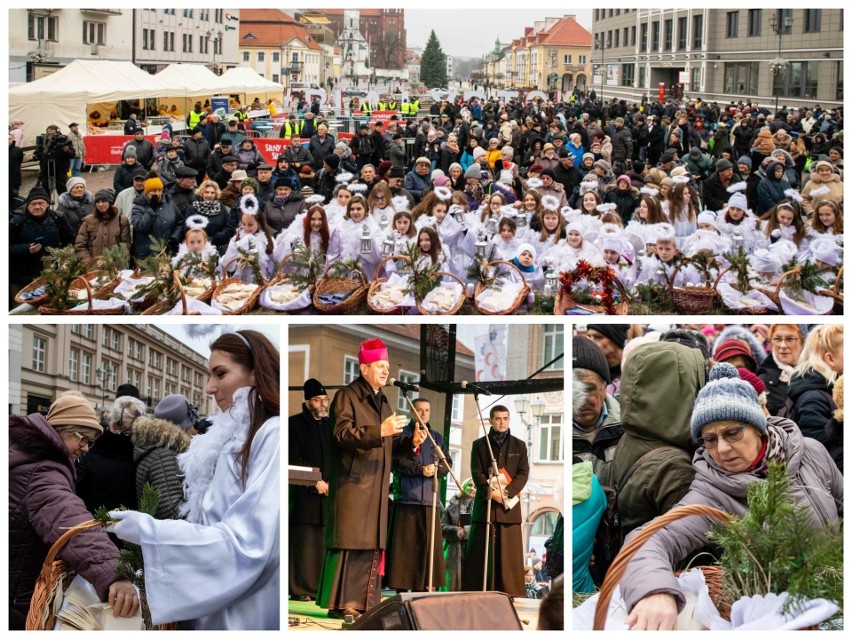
[131,416,191,460]
[10,413,75,473]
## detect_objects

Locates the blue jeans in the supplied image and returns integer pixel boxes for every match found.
[70,156,83,177]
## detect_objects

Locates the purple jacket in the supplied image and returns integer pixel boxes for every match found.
[9,414,122,619]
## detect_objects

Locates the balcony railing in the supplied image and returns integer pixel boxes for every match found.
[80,9,123,15]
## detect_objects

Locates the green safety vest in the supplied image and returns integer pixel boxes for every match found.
[387,101,397,110]
[188,110,204,128]
[411,99,419,114]
[401,102,410,115]
[377,102,386,111]
[283,120,304,137]
[362,102,373,115]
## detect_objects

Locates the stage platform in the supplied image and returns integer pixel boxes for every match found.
[288,591,541,631]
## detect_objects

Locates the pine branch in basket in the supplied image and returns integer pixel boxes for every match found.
[136,245,180,309]
[39,246,86,311]
[780,257,831,300]
[683,251,718,287]
[403,245,443,302]
[326,258,365,281]
[235,245,264,286]
[465,245,506,288]
[93,243,130,274]
[286,244,326,290]
[724,246,752,293]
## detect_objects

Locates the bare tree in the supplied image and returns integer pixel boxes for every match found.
[372,31,403,69]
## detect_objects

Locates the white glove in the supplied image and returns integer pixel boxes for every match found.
[771,229,782,239]
[106,510,151,545]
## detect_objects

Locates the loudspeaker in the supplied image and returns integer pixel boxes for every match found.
[348,591,523,630]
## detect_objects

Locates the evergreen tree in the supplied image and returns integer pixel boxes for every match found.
[420,30,448,89]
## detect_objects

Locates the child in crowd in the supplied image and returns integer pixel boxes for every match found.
[808,199,843,244]
[219,194,275,283]
[173,216,218,276]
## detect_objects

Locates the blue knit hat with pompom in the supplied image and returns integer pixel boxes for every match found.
[690,362,767,442]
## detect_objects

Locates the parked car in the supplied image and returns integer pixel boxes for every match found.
[342,86,368,98]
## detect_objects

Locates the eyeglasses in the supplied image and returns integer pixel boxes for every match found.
[374,194,386,200]
[698,424,748,449]
[771,336,800,346]
[72,431,96,449]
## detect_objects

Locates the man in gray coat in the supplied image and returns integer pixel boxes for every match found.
[317,338,425,621]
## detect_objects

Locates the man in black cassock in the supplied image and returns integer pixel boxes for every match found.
[462,405,529,596]
[289,378,332,601]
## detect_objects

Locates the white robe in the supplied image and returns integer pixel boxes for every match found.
[138,389,280,629]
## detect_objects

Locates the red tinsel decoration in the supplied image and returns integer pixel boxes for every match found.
[559,259,618,314]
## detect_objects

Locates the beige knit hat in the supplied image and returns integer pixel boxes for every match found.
[46,391,103,433]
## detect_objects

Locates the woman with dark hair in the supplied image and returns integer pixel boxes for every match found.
[108,330,281,630]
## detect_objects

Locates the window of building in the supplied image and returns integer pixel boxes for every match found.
[215,9,223,23]
[167,358,177,377]
[69,349,79,382]
[273,51,280,62]
[623,27,629,49]
[200,9,209,21]
[622,63,635,86]
[102,327,110,348]
[257,52,265,62]
[651,21,660,50]
[182,33,193,53]
[153,378,160,400]
[272,74,279,83]
[194,372,203,388]
[608,9,613,18]
[33,336,46,373]
[530,510,558,537]
[747,9,762,36]
[774,9,793,34]
[28,13,58,41]
[343,356,359,385]
[606,30,612,48]
[538,413,563,462]
[242,51,250,62]
[71,324,81,335]
[542,325,564,371]
[692,14,703,48]
[614,29,619,48]
[194,392,203,407]
[563,54,572,64]
[724,61,760,96]
[726,11,739,38]
[166,383,176,396]
[678,16,687,49]
[451,394,464,422]
[83,21,106,45]
[83,325,94,339]
[395,370,419,412]
[183,9,193,18]
[149,349,162,369]
[81,352,92,385]
[664,19,673,50]
[111,330,121,352]
[639,65,647,88]
[631,25,637,46]
[641,23,648,51]
[804,9,821,33]
[836,61,843,100]
[163,31,168,51]
[774,61,819,99]
[170,32,175,52]
[578,55,587,64]
[181,365,190,383]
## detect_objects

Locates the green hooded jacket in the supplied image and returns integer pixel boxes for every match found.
[612,341,707,535]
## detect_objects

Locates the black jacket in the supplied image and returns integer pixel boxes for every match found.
[469,431,529,525]
[289,403,332,526]
[76,430,137,519]
[787,371,836,447]
[10,209,76,285]
[757,354,791,417]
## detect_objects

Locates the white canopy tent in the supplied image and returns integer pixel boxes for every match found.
[155,63,228,97]
[9,60,174,146]
[217,67,284,101]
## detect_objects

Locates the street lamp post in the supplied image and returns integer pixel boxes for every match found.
[513,396,546,552]
[768,12,794,114]
[95,364,108,419]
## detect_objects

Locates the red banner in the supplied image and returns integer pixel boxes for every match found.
[254,134,353,165]
[84,134,157,165]
[370,110,401,133]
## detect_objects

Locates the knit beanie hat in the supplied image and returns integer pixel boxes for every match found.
[46,391,103,433]
[727,192,748,211]
[116,383,141,399]
[94,189,116,204]
[464,164,482,180]
[473,147,487,160]
[25,187,51,206]
[324,154,340,170]
[572,336,611,384]
[582,152,595,164]
[154,394,199,431]
[737,156,752,169]
[144,177,164,194]
[358,338,389,365]
[690,362,766,442]
[587,325,629,350]
[736,367,766,398]
[66,176,86,192]
[713,338,758,370]
[303,378,327,400]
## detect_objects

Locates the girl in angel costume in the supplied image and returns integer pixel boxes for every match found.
[716,184,760,251]
[661,177,699,248]
[414,187,467,278]
[323,173,355,226]
[173,215,219,277]
[326,192,382,280]
[808,198,843,246]
[522,194,567,263]
[598,230,637,289]
[554,220,604,272]
[755,193,809,258]
[272,195,337,266]
[219,195,275,283]
[108,330,280,630]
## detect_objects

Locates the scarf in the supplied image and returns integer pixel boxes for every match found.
[512,257,536,273]
[273,195,290,206]
[777,360,796,384]
[193,199,222,217]
[177,386,252,524]
[488,426,510,450]
[747,421,787,476]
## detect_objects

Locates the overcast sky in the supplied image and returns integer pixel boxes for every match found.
[161,325,280,360]
[406,9,593,59]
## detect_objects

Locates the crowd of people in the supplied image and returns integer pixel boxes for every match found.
[289,338,563,627]
[10,94,843,313]
[9,329,281,630]
[572,323,843,629]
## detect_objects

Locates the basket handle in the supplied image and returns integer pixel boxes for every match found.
[172,271,188,315]
[224,256,266,285]
[72,275,95,311]
[373,254,410,281]
[832,264,843,298]
[712,265,732,292]
[593,504,732,630]
[773,266,800,299]
[43,519,104,569]
[488,259,527,284]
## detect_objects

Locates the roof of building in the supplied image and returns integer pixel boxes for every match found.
[239,9,322,50]
[512,15,591,49]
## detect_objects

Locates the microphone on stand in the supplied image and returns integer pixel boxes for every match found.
[460,380,492,396]
[388,377,420,393]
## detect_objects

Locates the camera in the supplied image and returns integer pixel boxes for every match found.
[48,134,70,154]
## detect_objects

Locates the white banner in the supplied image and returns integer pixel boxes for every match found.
[474,326,507,382]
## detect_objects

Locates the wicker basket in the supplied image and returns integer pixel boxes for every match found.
[39,276,126,315]
[750,267,799,310]
[816,264,844,313]
[593,504,734,630]
[14,277,49,307]
[367,255,411,314]
[416,271,466,315]
[141,272,201,316]
[554,288,630,315]
[312,265,368,313]
[125,267,160,311]
[26,519,175,631]
[474,260,530,315]
[668,263,725,314]
[258,272,313,313]
[86,268,122,301]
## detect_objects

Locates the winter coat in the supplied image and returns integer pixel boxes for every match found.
[800,171,843,216]
[10,208,76,286]
[130,194,182,259]
[264,191,307,234]
[10,143,24,194]
[603,184,640,224]
[130,416,191,520]
[701,172,742,213]
[280,143,314,168]
[56,191,95,235]
[619,417,842,615]
[314,168,338,204]
[386,141,406,170]
[9,414,122,629]
[308,134,336,170]
[612,342,707,536]
[325,374,418,550]
[405,169,432,202]
[74,208,131,265]
[787,371,836,447]
[271,167,301,192]
[611,126,633,162]
[235,142,264,177]
[392,422,450,506]
[75,429,137,518]
[168,183,197,218]
[756,161,792,214]
[126,138,155,169]
[157,155,185,187]
[469,432,529,525]
[757,353,794,417]
[289,403,332,527]
[113,161,141,193]
[183,136,211,173]
[572,393,623,486]
[182,200,235,254]
[441,492,475,592]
